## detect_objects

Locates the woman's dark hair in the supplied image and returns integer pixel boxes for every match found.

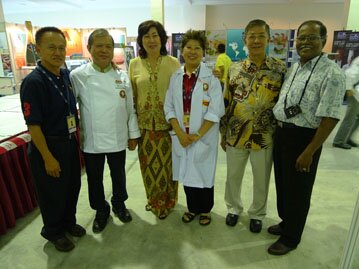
[181,29,206,51]
[137,20,168,58]
[35,26,66,44]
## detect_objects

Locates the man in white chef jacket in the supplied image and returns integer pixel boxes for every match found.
[70,29,140,233]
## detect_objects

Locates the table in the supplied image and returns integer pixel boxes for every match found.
[0,133,37,235]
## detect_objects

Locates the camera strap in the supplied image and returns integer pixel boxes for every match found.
[284,53,323,110]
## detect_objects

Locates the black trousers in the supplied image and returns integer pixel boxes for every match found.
[184,186,214,214]
[273,125,322,248]
[83,151,128,215]
[29,137,81,241]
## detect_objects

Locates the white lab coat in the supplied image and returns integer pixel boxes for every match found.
[164,63,225,188]
[70,63,140,153]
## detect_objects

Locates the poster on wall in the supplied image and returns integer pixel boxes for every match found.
[171,33,184,63]
[109,29,126,70]
[25,21,38,66]
[269,29,289,60]
[124,46,135,69]
[205,30,226,62]
[62,28,83,57]
[331,30,352,68]
[9,27,27,69]
[226,29,246,62]
[343,31,359,70]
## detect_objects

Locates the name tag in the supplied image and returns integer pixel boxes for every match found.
[67,115,76,134]
[183,113,190,128]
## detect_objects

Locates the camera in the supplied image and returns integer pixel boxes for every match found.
[284,105,302,119]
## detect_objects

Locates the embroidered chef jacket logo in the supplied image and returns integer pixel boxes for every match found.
[119,90,126,98]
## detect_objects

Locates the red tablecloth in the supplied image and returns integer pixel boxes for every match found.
[0,133,37,235]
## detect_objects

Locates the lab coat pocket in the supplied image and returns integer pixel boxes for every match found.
[171,135,185,157]
[193,139,211,163]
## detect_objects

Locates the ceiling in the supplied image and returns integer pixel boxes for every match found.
[1,0,344,14]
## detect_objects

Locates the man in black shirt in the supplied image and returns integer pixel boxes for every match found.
[20,27,85,252]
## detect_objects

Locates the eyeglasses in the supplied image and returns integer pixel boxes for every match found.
[296,35,322,42]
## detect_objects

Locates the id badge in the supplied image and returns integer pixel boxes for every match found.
[67,115,76,134]
[183,113,190,128]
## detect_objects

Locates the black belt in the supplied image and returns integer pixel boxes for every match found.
[46,133,76,141]
[277,121,298,129]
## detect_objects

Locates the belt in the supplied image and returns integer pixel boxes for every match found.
[277,121,298,129]
[46,133,76,141]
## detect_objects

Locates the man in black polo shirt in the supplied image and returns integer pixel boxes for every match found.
[20,27,85,252]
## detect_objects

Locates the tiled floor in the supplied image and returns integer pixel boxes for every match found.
[0,96,358,269]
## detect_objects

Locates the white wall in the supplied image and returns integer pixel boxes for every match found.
[4,4,207,37]
[165,4,206,34]
[347,0,359,30]
[4,8,151,36]
[3,2,355,51]
[206,3,346,52]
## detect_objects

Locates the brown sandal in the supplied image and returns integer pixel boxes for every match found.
[182,212,196,223]
[199,213,211,226]
[158,210,169,220]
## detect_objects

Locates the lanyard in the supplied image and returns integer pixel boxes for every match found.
[37,65,72,115]
[183,67,200,113]
[284,54,322,109]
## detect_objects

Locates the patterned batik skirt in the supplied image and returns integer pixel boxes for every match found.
[138,129,178,217]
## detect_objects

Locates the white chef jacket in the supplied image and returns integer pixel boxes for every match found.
[70,63,140,153]
[164,63,225,188]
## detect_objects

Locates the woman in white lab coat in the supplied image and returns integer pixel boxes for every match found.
[164,30,224,225]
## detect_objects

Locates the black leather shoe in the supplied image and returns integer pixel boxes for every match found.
[267,224,282,235]
[225,213,238,227]
[92,218,108,233]
[51,236,75,252]
[113,208,132,223]
[268,240,296,255]
[333,143,351,149]
[249,219,262,233]
[348,140,358,147]
[67,224,86,237]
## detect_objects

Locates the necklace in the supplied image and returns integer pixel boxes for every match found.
[145,56,162,83]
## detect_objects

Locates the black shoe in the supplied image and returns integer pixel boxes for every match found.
[67,224,86,237]
[113,208,132,223]
[268,240,296,255]
[267,224,283,235]
[51,236,75,252]
[225,213,238,227]
[92,217,108,233]
[348,140,358,147]
[249,219,262,233]
[333,143,351,149]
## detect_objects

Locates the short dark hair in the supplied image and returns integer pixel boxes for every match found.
[35,27,66,44]
[181,29,206,51]
[297,20,327,46]
[87,28,114,49]
[137,20,168,58]
[217,43,226,53]
[244,19,270,38]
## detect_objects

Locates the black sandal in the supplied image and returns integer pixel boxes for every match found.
[182,212,196,223]
[199,213,211,226]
